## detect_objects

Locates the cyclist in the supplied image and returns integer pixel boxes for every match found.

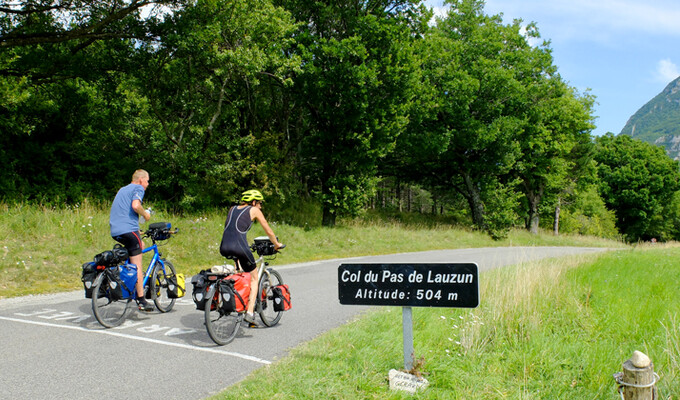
[220,189,283,327]
[110,169,153,312]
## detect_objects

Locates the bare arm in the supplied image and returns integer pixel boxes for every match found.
[132,199,150,221]
[250,207,283,249]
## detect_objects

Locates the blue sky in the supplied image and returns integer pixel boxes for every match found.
[424,0,680,136]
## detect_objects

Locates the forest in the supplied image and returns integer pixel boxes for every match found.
[2,0,680,242]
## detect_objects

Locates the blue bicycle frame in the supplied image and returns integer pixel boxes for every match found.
[136,243,166,290]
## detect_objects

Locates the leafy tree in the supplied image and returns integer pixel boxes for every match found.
[404,0,548,238]
[0,0,187,202]
[276,0,428,226]
[594,133,680,242]
[132,0,301,208]
[516,79,596,234]
[0,1,184,49]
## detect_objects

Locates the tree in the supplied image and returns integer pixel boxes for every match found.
[594,133,680,242]
[132,0,301,208]
[276,0,428,226]
[0,0,187,202]
[0,1,184,49]
[516,80,596,234]
[406,0,550,237]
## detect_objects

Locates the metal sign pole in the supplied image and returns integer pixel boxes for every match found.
[403,306,414,371]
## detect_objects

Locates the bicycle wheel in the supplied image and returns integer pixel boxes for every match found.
[92,272,132,328]
[204,283,243,345]
[151,260,176,313]
[257,268,284,327]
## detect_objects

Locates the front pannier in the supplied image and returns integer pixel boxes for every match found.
[167,273,186,299]
[272,284,291,312]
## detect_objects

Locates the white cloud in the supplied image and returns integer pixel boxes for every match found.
[430,5,449,20]
[479,0,680,42]
[655,59,680,83]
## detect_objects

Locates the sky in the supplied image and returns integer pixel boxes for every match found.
[424,0,680,136]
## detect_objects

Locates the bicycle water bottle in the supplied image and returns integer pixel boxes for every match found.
[139,208,153,225]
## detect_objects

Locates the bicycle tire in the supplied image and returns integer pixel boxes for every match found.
[204,283,243,345]
[151,260,176,313]
[92,271,132,328]
[257,268,284,327]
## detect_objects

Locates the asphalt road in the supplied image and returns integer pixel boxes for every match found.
[0,246,611,399]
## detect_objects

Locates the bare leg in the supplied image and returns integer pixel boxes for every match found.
[130,253,144,298]
[247,268,259,314]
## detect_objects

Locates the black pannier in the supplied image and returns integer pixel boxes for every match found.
[81,262,98,298]
[218,279,237,313]
[191,270,211,310]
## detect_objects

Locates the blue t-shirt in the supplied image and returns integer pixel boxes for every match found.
[110,183,145,236]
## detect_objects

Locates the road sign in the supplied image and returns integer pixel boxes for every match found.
[338,263,479,308]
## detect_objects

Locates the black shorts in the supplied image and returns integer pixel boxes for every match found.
[112,231,143,257]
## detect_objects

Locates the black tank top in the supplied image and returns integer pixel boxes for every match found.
[219,206,255,267]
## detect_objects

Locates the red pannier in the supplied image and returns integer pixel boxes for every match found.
[219,272,251,313]
[272,284,291,312]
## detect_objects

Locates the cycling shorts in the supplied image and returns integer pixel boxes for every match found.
[112,231,143,257]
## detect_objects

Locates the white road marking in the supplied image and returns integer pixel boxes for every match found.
[0,315,271,365]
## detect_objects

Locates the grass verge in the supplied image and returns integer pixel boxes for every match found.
[0,202,623,299]
[211,246,679,399]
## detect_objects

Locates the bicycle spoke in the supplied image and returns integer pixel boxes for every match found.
[152,260,176,313]
[92,273,131,328]
[257,269,284,327]
[204,284,242,345]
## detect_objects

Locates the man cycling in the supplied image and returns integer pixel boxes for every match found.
[110,169,153,311]
[220,190,283,327]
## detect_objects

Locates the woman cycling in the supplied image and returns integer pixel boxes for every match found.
[219,189,284,327]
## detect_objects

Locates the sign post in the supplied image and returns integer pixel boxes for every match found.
[403,306,414,370]
[338,263,479,374]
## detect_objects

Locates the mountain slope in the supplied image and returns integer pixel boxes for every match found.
[620,76,680,159]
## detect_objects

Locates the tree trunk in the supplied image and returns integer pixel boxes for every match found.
[462,172,486,230]
[396,179,402,212]
[525,184,543,235]
[322,206,336,227]
[553,198,561,236]
[407,186,412,212]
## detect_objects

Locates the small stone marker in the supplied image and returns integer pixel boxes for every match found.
[614,350,658,400]
[388,369,429,394]
[631,350,651,368]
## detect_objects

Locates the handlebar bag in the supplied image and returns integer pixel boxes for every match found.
[81,262,97,298]
[167,273,186,299]
[191,270,210,310]
[272,284,292,312]
[148,222,172,241]
[253,236,276,256]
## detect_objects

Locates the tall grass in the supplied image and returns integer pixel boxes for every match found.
[0,202,623,298]
[213,246,680,399]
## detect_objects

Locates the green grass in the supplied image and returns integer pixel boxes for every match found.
[211,246,680,399]
[1,203,676,398]
[0,202,623,299]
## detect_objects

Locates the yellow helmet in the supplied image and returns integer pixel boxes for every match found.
[241,189,264,203]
